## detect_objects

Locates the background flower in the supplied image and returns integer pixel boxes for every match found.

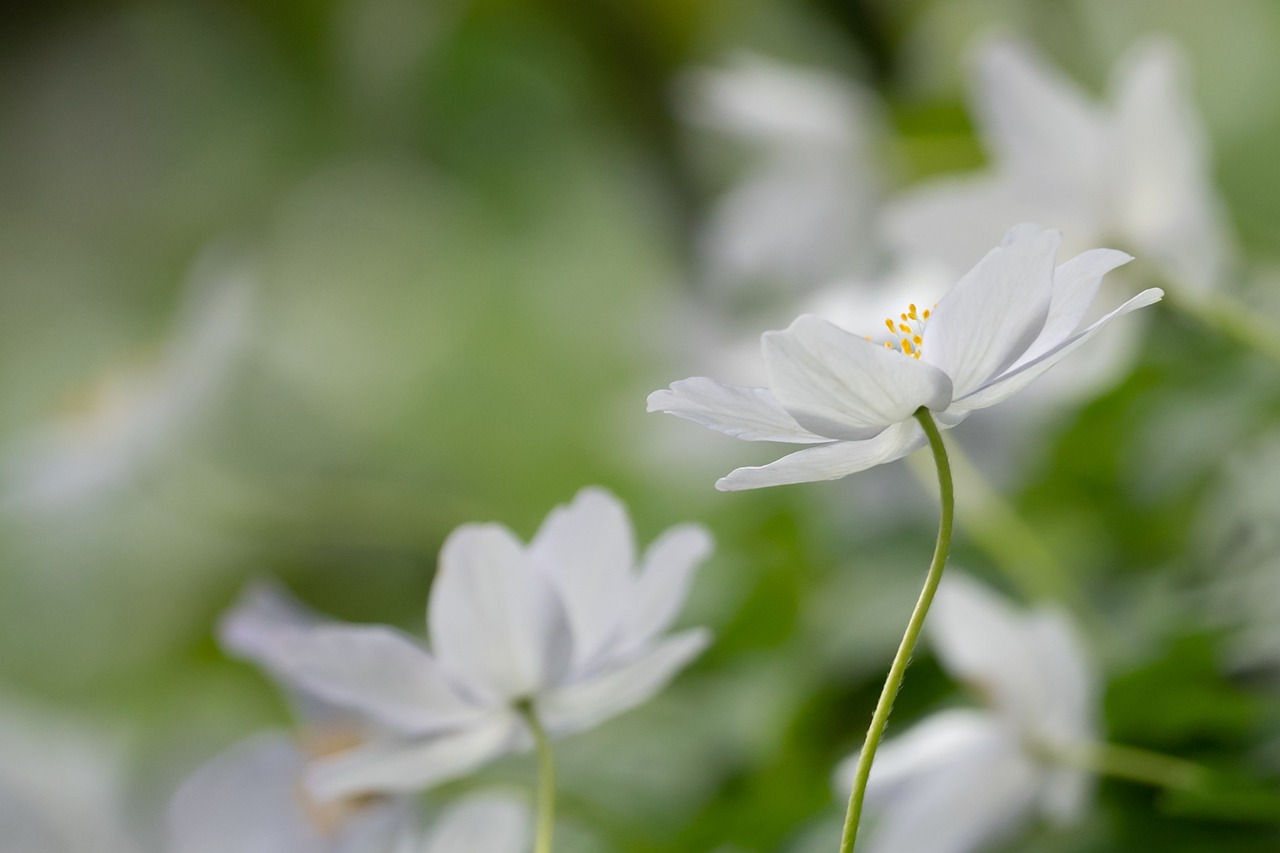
[223,487,711,800]
[834,573,1097,853]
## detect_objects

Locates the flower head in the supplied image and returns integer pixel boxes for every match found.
[834,574,1096,853]
[885,36,1233,296]
[221,487,711,801]
[649,224,1161,490]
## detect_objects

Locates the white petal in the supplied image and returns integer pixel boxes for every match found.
[715,421,925,491]
[169,734,315,853]
[538,629,710,735]
[883,175,1073,274]
[763,315,952,440]
[220,581,325,655]
[1021,248,1133,363]
[646,378,830,443]
[241,624,482,735]
[1025,611,1097,824]
[169,733,408,853]
[861,714,1039,853]
[528,488,636,668]
[925,574,1041,722]
[1112,37,1231,294]
[951,287,1163,411]
[922,225,1058,398]
[617,524,713,653]
[834,709,1001,804]
[972,37,1111,200]
[429,524,573,705]
[306,715,520,801]
[422,795,530,853]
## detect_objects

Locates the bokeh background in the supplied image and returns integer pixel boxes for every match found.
[2,0,1280,850]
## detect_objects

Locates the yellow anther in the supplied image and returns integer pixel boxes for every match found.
[898,323,911,334]
[908,304,918,320]
[885,318,895,333]
[901,338,914,354]
[922,309,931,320]
[900,312,908,322]
[884,341,892,349]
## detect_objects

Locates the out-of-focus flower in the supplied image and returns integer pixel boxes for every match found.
[885,35,1234,296]
[168,731,530,853]
[674,53,885,294]
[0,265,252,512]
[0,694,140,853]
[222,487,711,800]
[834,573,1097,853]
[649,225,1161,490]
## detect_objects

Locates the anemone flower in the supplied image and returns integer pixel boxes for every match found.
[834,573,1096,853]
[649,224,1161,490]
[884,36,1232,296]
[222,487,711,801]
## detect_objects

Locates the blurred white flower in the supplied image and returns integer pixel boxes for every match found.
[0,694,140,853]
[885,35,1234,296]
[169,731,530,853]
[675,53,885,294]
[0,265,252,512]
[834,573,1097,853]
[222,487,711,801]
[649,224,1161,490]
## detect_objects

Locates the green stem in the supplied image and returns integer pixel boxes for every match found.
[837,408,954,853]
[1171,289,1280,365]
[517,701,556,853]
[1039,739,1207,791]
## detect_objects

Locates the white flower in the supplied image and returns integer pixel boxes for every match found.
[221,487,712,801]
[834,573,1096,853]
[648,224,1162,490]
[885,35,1233,296]
[168,732,529,853]
[0,265,251,512]
[675,53,884,292]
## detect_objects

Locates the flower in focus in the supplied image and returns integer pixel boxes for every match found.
[675,53,885,294]
[834,573,1097,853]
[222,487,712,800]
[0,266,251,512]
[649,224,1162,490]
[168,731,530,853]
[885,35,1233,296]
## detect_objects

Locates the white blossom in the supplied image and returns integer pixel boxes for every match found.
[674,53,885,294]
[835,573,1097,853]
[221,487,711,801]
[885,35,1233,296]
[649,224,1161,490]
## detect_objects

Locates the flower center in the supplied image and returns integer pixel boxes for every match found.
[866,303,932,359]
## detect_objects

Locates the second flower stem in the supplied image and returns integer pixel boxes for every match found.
[517,701,556,853]
[837,408,954,853]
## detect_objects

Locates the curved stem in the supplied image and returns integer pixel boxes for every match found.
[517,701,556,853]
[838,409,954,853]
